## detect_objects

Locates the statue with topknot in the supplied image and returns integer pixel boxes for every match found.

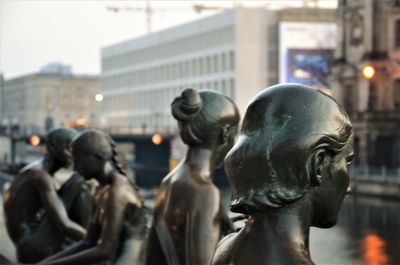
[211,84,355,265]
[40,130,147,265]
[146,88,240,265]
[3,128,92,263]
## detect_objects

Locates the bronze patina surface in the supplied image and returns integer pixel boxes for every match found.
[147,88,240,265]
[3,128,90,263]
[40,130,146,265]
[211,84,354,265]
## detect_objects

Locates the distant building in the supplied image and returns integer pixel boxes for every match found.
[1,70,100,135]
[39,62,72,75]
[101,7,336,134]
[0,73,4,131]
[331,0,400,168]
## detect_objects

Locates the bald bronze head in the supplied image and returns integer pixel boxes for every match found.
[225,84,354,228]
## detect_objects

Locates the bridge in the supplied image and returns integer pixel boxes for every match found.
[2,134,400,193]
[2,133,176,187]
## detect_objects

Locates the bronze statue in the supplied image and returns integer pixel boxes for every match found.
[146,88,240,265]
[211,84,355,265]
[40,130,147,265]
[3,128,90,263]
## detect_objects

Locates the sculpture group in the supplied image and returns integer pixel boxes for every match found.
[2,83,354,265]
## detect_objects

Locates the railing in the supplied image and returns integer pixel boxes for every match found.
[350,165,400,183]
[350,111,400,121]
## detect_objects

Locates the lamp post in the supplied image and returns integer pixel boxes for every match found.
[362,65,375,79]
[95,93,104,102]
[94,93,104,130]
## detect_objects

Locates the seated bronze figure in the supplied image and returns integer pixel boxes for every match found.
[211,84,354,265]
[40,130,147,265]
[146,88,240,265]
[3,128,90,263]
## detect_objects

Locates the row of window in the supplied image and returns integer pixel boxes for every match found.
[103,26,234,71]
[103,79,235,113]
[102,79,235,131]
[102,51,235,90]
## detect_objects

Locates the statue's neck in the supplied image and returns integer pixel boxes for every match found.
[185,146,216,183]
[45,156,73,176]
[248,201,312,262]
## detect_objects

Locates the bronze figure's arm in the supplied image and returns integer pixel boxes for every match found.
[40,210,102,264]
[219,201,235,236]
[34,170,86,240]
[39,182,128,265]
[69,184,93,227]
[185,189,220,265]
[40,240,93,264]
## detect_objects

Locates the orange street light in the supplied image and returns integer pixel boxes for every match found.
[76,118,86,126]
[28,135,41,146]
[152,133,163,145]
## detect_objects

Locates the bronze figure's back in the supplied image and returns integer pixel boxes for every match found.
[147,88,240,265]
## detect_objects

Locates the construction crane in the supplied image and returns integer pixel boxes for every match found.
[107,2,155,33]
[107,2,231,33]
[192,4,230,14]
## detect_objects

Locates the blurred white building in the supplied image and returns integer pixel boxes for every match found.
[2,69,100,135]
[101,7,335,134]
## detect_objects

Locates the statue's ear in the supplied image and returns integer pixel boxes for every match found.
[47,142,55,153]
[94,153,105,162]
[104,160,114,174]
[310,149,327,186]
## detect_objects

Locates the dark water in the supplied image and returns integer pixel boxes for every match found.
[220,190,400,265]
[310,196,400,265]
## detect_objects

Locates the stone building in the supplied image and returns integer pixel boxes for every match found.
[331,0,400,169]
[101,7,336,134]
[1,69,100,135]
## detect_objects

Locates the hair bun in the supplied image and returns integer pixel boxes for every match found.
[171,88,202,121]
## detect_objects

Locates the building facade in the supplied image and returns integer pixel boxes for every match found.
[0,73,4,129]
[331,0,400,169]
[101,7,335,134]
[1,72,100,135]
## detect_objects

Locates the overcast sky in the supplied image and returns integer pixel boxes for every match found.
[0,0,337,79]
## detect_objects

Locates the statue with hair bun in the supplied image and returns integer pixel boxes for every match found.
[40,130,147,265]
[147,88,240,265]
[211,84,355,265]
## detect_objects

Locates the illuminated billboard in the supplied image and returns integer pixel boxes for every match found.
[279,22,336,88]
